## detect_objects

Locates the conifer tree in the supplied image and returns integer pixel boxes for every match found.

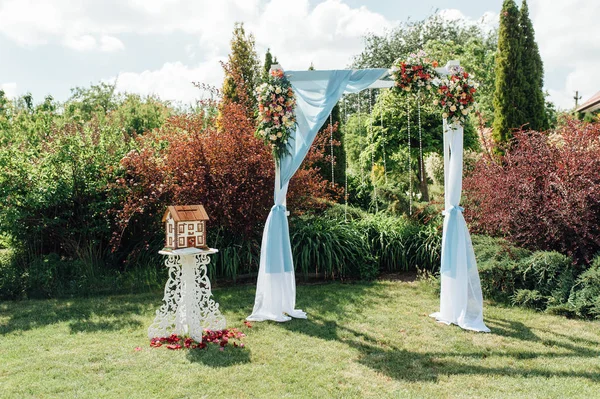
[492,0,526,146]
[262,48,274,83]
[519,0,547,131]
[221,22,260,112]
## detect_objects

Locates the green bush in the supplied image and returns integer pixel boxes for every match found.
[473,235,587,316]
[290,216,374,280]
[517,251,575,305]
[0,249,23,300]
[473,235,531,301]
[567,255,600,319]
[511,289,545,310]
[289,208,441,280]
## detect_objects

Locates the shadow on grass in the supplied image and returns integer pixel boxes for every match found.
[277,313,600,383]
[0,293,157,335]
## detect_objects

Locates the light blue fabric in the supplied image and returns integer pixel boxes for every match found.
[430,121,489,332]
[262,69,387,274]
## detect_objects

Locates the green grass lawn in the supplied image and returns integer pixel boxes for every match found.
[1,279,599,399]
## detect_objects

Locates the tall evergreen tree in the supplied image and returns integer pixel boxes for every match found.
[221,22,260,111]
[492,0,526,146]
[262,48,274,82]
[519,0,548,131]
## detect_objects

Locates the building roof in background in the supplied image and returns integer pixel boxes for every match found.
[576,91,600,113]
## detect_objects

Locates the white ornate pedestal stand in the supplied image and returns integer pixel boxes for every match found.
[148,247,226,342]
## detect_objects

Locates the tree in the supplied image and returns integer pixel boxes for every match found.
[262,48,275,82]
[221,22,261,114]
[492,0,526,146]
[519,0,548,131]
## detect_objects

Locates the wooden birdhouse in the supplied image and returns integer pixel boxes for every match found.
[162,205,209,251]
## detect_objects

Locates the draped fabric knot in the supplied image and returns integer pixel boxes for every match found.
[442,205,464,216]
[272,204,290,216]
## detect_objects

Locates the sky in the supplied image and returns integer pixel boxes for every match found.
[0,0,598,110]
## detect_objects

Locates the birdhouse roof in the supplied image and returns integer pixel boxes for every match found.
[162,205,209,222]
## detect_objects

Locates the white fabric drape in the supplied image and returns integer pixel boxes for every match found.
[430,120,490,332]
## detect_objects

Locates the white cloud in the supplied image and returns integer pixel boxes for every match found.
[530,0,600,109]
[99,35,125,52]
[64,35,97,51]
[1,82,18,98]
[111,60,225,104]
[101,0,395,102]
[0,0,65,45]
[438,8,499,34]
[252,0,394,70]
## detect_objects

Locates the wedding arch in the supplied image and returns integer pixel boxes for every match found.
[246,60,489,333]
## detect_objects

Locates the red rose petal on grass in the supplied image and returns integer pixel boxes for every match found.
[244,321,252,328]
[134,347,142,351]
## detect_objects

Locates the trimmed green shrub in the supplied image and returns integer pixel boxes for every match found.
[517,251,575,305]
[567,256,600,319]
[512,289,545,310]
[473,235,531,301]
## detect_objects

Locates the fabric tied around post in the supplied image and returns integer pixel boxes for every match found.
[264,204,293,274]
[442,205,464,216]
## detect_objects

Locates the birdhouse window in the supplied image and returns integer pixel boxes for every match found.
[169,224,173,233]
[179,224,184,233]
[188,223,194,231]
[196,222,203,232]
[168,237,173,246]
[178,237,185,246]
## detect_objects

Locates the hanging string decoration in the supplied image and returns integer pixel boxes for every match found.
[330,113,334,186]
[381,107,387,185]
[369,89,378,213]
[343,97,348,222]
[407,102,412,215]
[357,95,364,184]
[435,65,478,125]
[391,50,439,214]
[417,99,424,182]
[255,69,297,162]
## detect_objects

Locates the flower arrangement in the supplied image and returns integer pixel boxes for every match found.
[149,328,246,351]
[434,66,478,125]
[391,50,439,96]
[256,68,297,162]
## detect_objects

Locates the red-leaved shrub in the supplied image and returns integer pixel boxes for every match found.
[464,119,600,264]
[111,101,337,251]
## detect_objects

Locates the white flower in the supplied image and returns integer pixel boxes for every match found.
[275,87,282,94]
[269,134,277,141]
[450,105,457,112]
[277,132,282,138]
[433,100,439,106]
[442,112,449,119]
[426,85,431,90]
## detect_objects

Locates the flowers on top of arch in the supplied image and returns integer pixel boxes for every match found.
[391,50,439,96]
[434,65,478,125]
[256,68,297,162]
